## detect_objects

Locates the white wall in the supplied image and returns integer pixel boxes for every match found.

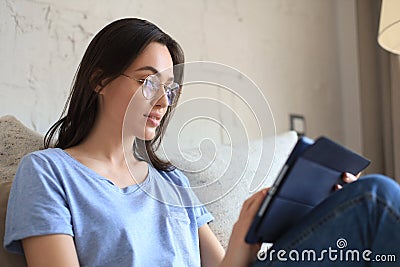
[335,0,363,154]
[0,0,360,148]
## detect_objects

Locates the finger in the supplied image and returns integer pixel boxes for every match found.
[342,172,358,184]
[334,184,343,191]
[242,188,268,209]
[247,189,267,212]
[239,189,268,219]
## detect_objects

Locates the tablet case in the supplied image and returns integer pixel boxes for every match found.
[245,136,370,244]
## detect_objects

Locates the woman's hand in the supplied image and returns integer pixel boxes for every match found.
[220,172,362,267]
[220,188,268,267]
[334,172,361,190]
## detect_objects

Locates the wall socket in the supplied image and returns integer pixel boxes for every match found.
[290,114,306,136]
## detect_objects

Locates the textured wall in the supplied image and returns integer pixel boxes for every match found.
[0,0,358,148]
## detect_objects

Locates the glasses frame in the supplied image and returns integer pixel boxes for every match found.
[120,73,180,106]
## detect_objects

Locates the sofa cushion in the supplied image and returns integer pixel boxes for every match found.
[173,131,298,248]
[0,181,26,266]
[0,115,43,183]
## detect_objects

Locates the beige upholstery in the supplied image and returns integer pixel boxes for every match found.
[0,115,43,184]
[0,181,26,266]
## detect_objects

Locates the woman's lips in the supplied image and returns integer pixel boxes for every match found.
[144,113,162,127]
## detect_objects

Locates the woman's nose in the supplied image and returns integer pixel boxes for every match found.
[152,89,169,108]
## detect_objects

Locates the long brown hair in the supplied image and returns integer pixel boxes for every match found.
[44,18,184,171]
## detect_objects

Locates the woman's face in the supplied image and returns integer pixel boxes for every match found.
[98,42,174,141]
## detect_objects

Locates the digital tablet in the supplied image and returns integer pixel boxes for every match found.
[245,136,370,244]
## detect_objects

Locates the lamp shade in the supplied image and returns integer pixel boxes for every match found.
[378,0,400,54]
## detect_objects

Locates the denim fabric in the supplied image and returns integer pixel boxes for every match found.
[251,175,400,266]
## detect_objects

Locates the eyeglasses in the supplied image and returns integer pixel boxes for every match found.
[121,73,180,106]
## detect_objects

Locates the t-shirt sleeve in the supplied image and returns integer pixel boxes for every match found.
[192,201,214,228]
[4,153,73,254]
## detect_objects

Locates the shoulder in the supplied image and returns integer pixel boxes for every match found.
[21,148,64,163]
[17,148,68,173]
[152,166,191,187]
[14,148,71,184]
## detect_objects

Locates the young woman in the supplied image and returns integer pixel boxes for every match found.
[4,18,225,267]
[4,18,400,267]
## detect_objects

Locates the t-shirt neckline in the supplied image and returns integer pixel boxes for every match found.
[55,148,152,194]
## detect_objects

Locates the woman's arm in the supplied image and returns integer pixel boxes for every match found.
[198,189,267,267]
[199,224,225,267]
[219,189,267,267]
[22,234,80,267]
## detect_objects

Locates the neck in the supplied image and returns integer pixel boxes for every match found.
[75,114,138,167]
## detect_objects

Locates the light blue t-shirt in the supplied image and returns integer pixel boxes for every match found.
[4,148,213,267]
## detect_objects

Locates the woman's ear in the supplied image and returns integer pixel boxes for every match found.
[94,84,103,94]
[90,69,105,94]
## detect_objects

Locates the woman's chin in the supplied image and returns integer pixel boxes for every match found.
[142,128,157,141]
[128,124,157,141]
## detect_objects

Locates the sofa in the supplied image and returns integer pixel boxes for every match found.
[0,115,297,266]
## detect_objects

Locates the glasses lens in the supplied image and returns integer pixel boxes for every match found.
[142,75,180,105]
[142,76,158,99]
[166,83,180,105]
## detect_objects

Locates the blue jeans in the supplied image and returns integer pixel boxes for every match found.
[250,174,400,266]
